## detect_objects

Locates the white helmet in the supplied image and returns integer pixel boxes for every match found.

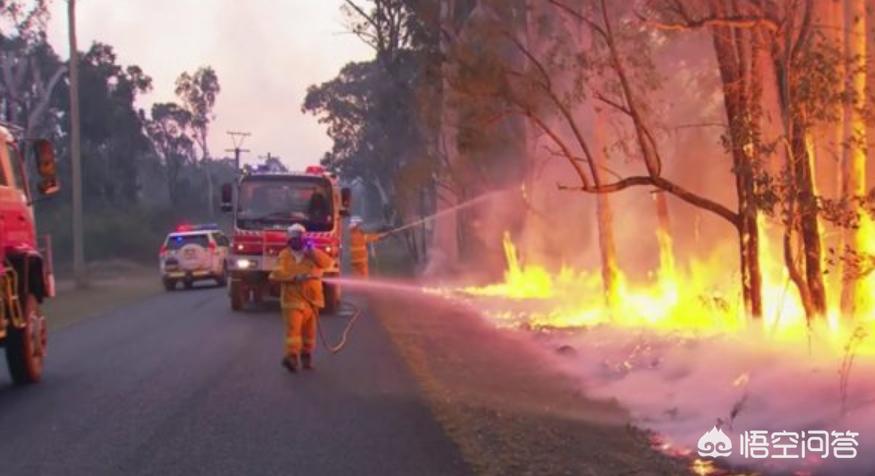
[349,216,363,228]
[287,223,306,237]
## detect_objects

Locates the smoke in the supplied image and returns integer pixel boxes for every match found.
[45,0,372,170]
[527,323,875,474]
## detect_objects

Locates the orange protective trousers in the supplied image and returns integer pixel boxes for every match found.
[351,261,369,278]
[284,305,317,357]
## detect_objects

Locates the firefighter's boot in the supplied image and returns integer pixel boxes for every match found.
[301,353,313,370]
[282,355,299,373]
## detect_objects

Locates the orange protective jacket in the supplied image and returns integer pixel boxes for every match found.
[269,248,333,310]
[349,228,380,264]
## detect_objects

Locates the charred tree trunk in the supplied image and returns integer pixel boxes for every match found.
[792,126,828,316]
[784,212,816,318]
[710,2,764,318]
[766,0,828,320]
[775,66,828,319]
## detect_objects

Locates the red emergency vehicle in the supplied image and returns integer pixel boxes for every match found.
[0,124,59,384]
[220,165,350,313]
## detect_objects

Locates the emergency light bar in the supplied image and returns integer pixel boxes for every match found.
[175,223,220,232]
[305,165,325,175]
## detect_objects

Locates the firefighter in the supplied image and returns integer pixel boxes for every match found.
[269,223,334,373]
[349,216,384,277]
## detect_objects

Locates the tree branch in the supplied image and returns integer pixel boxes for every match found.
[640,14,779,32]
[561,174,740,226]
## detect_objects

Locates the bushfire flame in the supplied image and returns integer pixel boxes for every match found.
[457,219,875,354]
[439,220,875,473]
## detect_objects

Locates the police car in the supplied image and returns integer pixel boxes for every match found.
[159,224,230,291]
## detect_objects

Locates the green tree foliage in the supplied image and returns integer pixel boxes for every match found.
[175,66,220,159]
[305,0,447,263]
[147,102,194,205]
[70,43,153,204]
[0,0,66,136]
[303,54,432,214]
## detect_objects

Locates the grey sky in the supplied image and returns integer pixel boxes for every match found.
[46,0,371,170]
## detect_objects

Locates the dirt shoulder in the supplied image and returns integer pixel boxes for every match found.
[370,290,689,476]
[44,263,163,331]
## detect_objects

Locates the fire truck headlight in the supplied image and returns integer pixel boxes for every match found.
[236,259,254,270]
[324,246,332,254]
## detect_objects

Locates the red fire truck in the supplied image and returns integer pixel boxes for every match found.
[221,165,350,313]
[0,124,59,384]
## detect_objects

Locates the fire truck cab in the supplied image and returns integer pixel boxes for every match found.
[221,165,350,313]
[0,124,59,384]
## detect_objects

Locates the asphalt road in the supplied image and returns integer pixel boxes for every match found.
[0,285,470,476]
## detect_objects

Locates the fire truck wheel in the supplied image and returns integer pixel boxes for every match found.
[230,281,244,311]
[323,283,339,315]
[163,279,176,292]
[5,293,46,385]
[183,279,194,290]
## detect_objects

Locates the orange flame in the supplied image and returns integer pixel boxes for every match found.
[458,218,875,355]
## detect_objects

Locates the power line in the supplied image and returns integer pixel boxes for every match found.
[225,131,251,172]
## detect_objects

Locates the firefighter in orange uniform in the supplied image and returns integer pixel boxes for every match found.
[349,216,383,278]
[269,223,334,372]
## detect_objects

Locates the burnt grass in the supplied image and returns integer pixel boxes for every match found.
[370,290,693,476]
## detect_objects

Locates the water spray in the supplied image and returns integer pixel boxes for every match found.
[318,277,437,354]
[380,190,502,237]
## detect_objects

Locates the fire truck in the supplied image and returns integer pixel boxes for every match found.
[0,124,59,384]
[221,165,350,313]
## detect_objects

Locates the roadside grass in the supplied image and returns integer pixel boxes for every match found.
[370,292,689,476]
[44,262,163,331]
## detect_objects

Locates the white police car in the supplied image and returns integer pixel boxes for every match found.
[159,224,230,291]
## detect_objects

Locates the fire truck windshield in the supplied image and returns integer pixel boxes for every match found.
[236,176,333,232]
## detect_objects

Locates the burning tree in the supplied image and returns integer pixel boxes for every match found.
[317,0,874,325]
[446,0,772,316]
[439,0,874,323]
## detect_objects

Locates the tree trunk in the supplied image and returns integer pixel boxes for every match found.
[431,0,460,265]
[763,0,827,320]
[593,116,620,307]
[709,4,764,318]
[793,125,828,317]
[653,191,676,284]
[840,0,870,319]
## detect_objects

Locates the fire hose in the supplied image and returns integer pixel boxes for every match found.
[318,300,361,354]
[288,274,363,355]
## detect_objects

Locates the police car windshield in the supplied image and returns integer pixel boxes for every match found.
[166,234,209,250]
[237,177,333,231]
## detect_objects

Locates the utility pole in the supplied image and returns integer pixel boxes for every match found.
[225,131,250,172]
[68,0,87,288]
